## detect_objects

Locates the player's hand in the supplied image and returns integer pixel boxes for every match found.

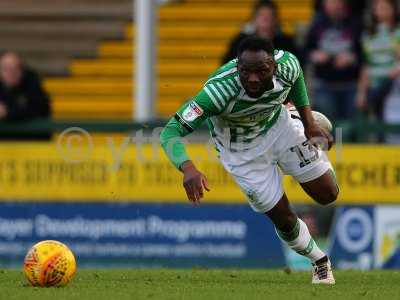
[304,122,334,151]
[181,160,210,205]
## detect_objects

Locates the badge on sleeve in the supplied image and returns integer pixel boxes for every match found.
[182,101,204,122]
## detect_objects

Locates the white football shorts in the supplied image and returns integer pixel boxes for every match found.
[216,107,332,213]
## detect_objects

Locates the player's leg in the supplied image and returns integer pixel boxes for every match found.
[300,169,338,206]
[265,193,335,284]
[265,193,296,232]
[275,110,336,284]
[296,172,338,283]
[266,193,326,262]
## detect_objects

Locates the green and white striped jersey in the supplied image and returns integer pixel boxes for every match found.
[172,50,307,150]
[362,24,400,87]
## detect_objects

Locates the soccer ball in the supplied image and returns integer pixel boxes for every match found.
[23,240,76,287]
[288,107,333,132]
[311,111,333,132]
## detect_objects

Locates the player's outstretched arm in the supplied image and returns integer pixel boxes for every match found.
[160,118,210,204]
[286,68,333,150]
[160,87,226,203]
[160,73,234,202]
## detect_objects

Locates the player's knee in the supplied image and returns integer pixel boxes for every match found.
[317,185,339,206]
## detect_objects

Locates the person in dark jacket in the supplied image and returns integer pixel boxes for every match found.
[0,52,51,139]
[222,1,297,64]
[314,0,367,17]
[304,0,362,122]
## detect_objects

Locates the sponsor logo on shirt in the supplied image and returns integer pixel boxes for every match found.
[182,101,204,122]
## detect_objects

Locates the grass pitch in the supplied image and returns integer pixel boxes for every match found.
[1,269,400,300]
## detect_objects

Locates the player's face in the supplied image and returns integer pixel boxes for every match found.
[238,50,276,98]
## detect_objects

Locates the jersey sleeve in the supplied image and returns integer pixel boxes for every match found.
[160,80,234,170]
[277,52,302,85]
[174,85,223,133]
[278,52,310,108]
[287,71,310,108]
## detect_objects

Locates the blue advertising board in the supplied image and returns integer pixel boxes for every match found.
[0,202,285,268]
[329,206,374,270]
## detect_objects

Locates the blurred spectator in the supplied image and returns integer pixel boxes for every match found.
[304,0,362,122]
[0,52,50,139]
[222,1,297,64]
[314,0,367,18]
[0,52,50,121]
[356,0,400,124]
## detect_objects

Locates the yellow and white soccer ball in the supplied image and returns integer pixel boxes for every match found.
[23,240,76,287]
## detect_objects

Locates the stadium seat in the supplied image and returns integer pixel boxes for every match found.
[42,0,313,120]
